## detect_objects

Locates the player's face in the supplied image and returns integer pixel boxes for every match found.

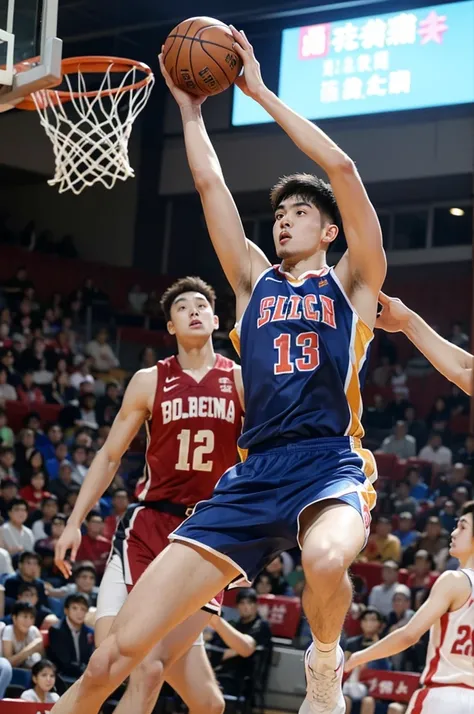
[273,197,338,262]
[450,514,474,559]
[168,292,218,342]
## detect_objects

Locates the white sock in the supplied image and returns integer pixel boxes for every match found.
[311,634,340,669]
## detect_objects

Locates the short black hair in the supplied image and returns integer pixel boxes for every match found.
[113,488,129,498]
[32,659,56,678]
[19,551,41,565]
[8,497,28,513]
[65,593,89,611]
[1,479,17,491]
[42,495,58,508]
[12,601,36,619]
[270,173,341,228]
[52,514,67,526]
[360,607,384,624]
[0,446,14,457]
[160,277,216,322]
[73,563,96,580]
[86,510,102,522]
[461,500,474,534]
[18,583,39,598]
[236,588,258,604]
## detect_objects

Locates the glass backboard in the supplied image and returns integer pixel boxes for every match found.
[0,0,62,107]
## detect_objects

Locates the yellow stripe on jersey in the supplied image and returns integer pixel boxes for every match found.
[229,327,241,357]
[345,318,374,440]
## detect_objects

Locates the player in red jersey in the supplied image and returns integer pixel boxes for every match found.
[54,276,244,714]
[345,500,474,714]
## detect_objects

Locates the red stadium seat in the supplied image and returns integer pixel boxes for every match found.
[374,453,398,480]
[5,401,62,433]
[0,702,54,713]
[41,629,50,649]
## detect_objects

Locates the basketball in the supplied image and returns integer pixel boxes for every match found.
[163,17,243,97]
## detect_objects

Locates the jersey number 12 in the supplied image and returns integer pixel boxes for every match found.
[274,332,320,375]
[175,429,214,472]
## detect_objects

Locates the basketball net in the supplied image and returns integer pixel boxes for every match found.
[28,59,154,195]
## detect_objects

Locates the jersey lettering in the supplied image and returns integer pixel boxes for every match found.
[258,293,336,330]
[451,625,474,658]
[162,397,236,425]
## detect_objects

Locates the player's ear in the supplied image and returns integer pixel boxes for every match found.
[321,223,339,246]
[167,319,176,336]
[213,315,219,331]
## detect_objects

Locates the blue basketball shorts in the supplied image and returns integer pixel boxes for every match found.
[169,436,377,583]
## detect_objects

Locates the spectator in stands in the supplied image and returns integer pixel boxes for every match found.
[403,406,427,452]
[362,517,402,563]
[2,267,34,301]
[3,583,58,630]
[2,601,44,668]
[49,462,74,505]
[35,514,67,583]
[0,446,17,482]
[143,290,161,317]
[128,284,148,314]
[386,585,414,633]
[70,446,88,485]
[17,372,45,405]
[15,428,36,474]
[96,382,121,427]
[0,499,34,555]
[4,552,48,609]
[394,512,420,550]
[103,489,129,541]
[0,621,13,697]
[31,496,59,542]
[407,467,430,501]
[418,432,452,470]
[444,463,473,499]
[417,516,449,563]
[372,356,392,387]
[364,393,393,431]
[378,421,416,459]
[391,363,409,400]
[391,481,418,517]
[47,372,77,406]
[456,433,474,477]
[256,555,293,596]
[86,329,119,374]
[0,409,14,448]
[426,396,451,436]
[0,480,18,520]
[0,349,20,387]
[69,358,95,392]
[45,442,69,481]
[453,485,470,514]
[0,544,13,576]
[439,499,457,533]
[367,560,400,618]
[62,486,80,518]
[75,512,110,578]
[37,424,63,463]
[139,346,157,369]
[406,550,438,608]
[47,594,94,679]
[47,562,98,607]
[449,321,469,349]
[19,337,47,374]
[208,588,272,698]
[387,393,413,423]
[0,368,16,401]
[19,472,51,514]
[447,383,469,416]
[20,658,59,703]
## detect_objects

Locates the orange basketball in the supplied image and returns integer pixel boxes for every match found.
[163,17,243,97]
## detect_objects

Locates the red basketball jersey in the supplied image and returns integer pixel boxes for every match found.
[135,354,243,505]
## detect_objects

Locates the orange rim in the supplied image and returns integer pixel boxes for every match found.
[15,55,154,111]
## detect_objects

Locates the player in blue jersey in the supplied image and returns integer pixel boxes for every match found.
[48,29,386,714]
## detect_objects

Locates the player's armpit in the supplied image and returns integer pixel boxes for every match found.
[330,161,386,294]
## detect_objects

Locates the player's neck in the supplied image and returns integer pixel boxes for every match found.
[176,340,216,373]
[280,252,328,279]
[460,553,474,570]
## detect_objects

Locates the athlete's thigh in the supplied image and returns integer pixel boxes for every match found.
[406,688,460,714]
[165,637,221,707]
[95,616,115,647]
[300,499,366,565]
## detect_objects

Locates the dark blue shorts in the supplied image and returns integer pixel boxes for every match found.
[169,436,377,583]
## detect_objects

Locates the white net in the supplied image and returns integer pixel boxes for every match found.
[31,62,155,195]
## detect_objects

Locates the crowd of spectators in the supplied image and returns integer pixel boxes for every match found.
[0,263,472,712]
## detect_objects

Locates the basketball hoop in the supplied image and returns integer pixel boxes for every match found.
[16,56,155,195]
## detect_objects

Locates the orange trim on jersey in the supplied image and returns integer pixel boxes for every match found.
[345,318,373,440]
[410,688,430,714]
[423,612,450,686]
[230,327,241,356]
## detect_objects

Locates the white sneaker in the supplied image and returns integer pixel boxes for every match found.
[298,643,345,714]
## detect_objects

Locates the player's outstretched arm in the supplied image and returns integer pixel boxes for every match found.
[344,572,462,673]
[54,369,152,578]
[231,27,386,298]
[377,292,473,395]
[159,55,269,304]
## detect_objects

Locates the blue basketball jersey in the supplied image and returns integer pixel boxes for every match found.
[231,264,373,451]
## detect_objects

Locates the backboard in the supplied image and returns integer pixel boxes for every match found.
[0,0,62,108]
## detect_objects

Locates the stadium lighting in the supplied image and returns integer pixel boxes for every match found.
[449,207,465,216]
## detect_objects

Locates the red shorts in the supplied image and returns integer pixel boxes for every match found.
[113,504,224,614]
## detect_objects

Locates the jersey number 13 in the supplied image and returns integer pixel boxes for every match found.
[274,332,320,375]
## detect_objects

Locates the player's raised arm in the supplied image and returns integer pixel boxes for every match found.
[54,369,152,577]
[377,292,473,395]
[230,27,386,299]
[159,55,270,304]
[344,571,461,672]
